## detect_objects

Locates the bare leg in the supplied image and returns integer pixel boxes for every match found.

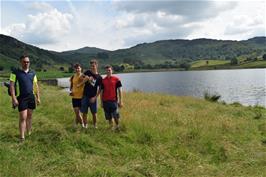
[114,118,120,130]
[26,109,33,135]
[92,113,97,127]
[19,110,27,139]
[114,118,119,126]
[82,113,88,128]
[74,107,82,124]
[108,119,113,128]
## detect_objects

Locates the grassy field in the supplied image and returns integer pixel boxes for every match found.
[190,60,266,70]
[190,60,230,68]
[0,85,266,176]
[0,70,73,82]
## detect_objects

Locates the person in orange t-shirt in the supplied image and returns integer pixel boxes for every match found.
[69,63,85,127]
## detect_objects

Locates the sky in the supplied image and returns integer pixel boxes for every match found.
[0,0,265,52]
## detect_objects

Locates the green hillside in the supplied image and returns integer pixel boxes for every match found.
[0,34,107,71]
[0,85,266,176]
[107,37,266,63]
[0,34,265,72]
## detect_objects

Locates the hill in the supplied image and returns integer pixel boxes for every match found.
[0,34,107,70]
[107,37,266,65]
[0,34,265,71]
[0,85,266,176]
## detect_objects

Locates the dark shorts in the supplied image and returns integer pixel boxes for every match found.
[72,98,82,108]
[17,94,36,112]
[103,101,120,120]
[80,96,97,114]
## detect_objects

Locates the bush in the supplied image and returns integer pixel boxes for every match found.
[180,62,191,70]
[204,92,221,102]
[59,66,64,71]
[230,58,238,65]
[263,54,266,61]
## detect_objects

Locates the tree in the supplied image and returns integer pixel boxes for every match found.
[97,52,109,59]
[230,58,238,65]
[68,66,74,73]
[59,66,65,71]
[180,62,191,70]
[263,54,266,61]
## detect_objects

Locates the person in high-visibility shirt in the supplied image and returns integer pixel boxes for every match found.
[10,55,40,142]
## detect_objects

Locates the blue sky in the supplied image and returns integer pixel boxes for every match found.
[1,0,265,51]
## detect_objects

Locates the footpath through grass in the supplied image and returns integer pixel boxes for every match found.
[0,85,266,177]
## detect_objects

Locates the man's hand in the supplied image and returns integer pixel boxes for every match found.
[12,98,19,108]
[85,76,92,82]
[118,101,123,108]
[37,98,41,105]
[90,96,97,103]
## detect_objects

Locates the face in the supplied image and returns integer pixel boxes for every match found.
[106,67,112,76]
[75,66,81,73]
[21,57,30,69]
[90,62,97,70]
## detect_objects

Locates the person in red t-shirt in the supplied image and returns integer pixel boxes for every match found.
[100,65,123,130]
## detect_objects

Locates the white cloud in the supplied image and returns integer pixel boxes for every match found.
[113,1,238,21]
[1,1,265,51]
[29,2,54,12]
[1,23,26,38]
[111,1,240,47]
[2,2,73,45]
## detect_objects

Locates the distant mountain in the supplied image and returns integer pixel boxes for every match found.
[0,34,265,71]
[58,47,109,66]
[107,37,266,64]
[62,47,108,54]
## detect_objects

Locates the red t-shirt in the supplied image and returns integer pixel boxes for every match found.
[101,76,122,101]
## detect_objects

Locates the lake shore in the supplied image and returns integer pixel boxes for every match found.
[0,85,266,176]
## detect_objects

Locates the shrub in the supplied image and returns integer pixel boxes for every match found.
[204,92,221,102]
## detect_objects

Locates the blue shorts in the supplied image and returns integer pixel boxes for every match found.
[103,101,120,120]
[80,96,97,114]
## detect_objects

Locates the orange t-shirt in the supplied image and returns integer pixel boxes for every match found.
[70,74,84,99]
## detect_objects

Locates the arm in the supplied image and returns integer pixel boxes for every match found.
[33,75,40,104]
[118,87,123,108]
[9,73,18,107]
[77,75,92,87]
[100,89,103,108]
[89,77,102,103]
[10,81,18,107]
[69,76,73,96]
[70,77,73,92]
[34,82,41,104]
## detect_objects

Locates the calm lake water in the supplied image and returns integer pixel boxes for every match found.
[57,68,266,107]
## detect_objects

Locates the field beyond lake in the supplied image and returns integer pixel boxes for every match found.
[0,85,266,177]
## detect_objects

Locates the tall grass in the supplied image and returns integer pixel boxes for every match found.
[0,85,266,176]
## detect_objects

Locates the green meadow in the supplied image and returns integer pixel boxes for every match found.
[0,85,266,177]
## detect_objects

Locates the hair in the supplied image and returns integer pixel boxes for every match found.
[74,63,81,69]
[20,55,28,61]
[90,59,98,65]
[105,65,112,69]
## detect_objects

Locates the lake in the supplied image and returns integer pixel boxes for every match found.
[57,68,266,107]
